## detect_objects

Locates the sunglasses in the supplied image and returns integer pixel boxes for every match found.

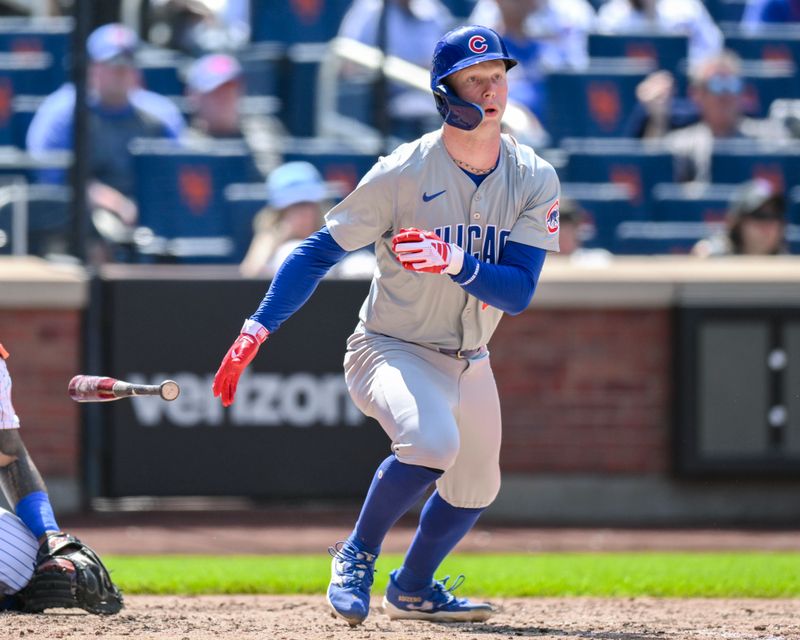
[704,74,743,95]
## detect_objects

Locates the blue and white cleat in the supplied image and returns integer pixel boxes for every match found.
[382,570,494,622]
[326,540,377,626]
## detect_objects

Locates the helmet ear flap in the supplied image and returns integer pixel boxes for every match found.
[433,83,484,131]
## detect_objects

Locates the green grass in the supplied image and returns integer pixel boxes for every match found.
[106,552,800,598]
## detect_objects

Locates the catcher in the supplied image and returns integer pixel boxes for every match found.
[0,342,122,614]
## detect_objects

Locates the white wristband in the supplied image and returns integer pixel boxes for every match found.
[445,244,465,276]
[241,319,269,344]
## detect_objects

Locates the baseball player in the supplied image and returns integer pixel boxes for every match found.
[0,343,122,614]
[213,25,559,626]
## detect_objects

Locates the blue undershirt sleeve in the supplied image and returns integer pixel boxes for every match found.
[15,491,59,539]
[250,226,349,333]
[450,240,547,315]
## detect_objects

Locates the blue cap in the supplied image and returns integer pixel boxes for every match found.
[186,53,243,94]
[266,162,328,210]
[87,23,138,63]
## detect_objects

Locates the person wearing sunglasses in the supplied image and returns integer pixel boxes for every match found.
[664,50,789,182]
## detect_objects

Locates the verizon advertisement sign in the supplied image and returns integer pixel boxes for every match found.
[97,275,386,498]
[126,372,363,428]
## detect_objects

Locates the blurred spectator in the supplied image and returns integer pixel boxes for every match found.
[663,50,788,182]
[742,0,800,33]
[555,197,613,263]
[146,0,249,54]
[26,23,184,259]
[469,0,595,71]
[184,52,244,139]
[240,162,375,278]
[595,0,723,66]
[464,0,593,125]
[182,52,281,178]
[337,0,454,138]
[624,70,699,138]
[692,178,788,256]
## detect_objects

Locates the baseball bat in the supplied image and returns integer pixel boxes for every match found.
[68,375,180,402]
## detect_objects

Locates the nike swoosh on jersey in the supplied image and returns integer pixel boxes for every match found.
[422,190,446,202]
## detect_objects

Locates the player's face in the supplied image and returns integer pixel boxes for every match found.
[448,60,508,124]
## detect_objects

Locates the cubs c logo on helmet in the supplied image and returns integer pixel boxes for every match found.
[468,35,488,54]
[546,200,560,234]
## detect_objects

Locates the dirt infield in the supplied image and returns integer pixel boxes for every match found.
[3,595,799,640]
[29,510,795,639]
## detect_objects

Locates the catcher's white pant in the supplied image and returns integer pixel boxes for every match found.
[0,359,20,430]
[0,508,37,594]
[344,331,502,509]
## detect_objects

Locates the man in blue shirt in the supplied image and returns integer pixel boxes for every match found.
[26,23,184,256]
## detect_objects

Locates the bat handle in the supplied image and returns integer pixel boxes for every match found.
[159,380,180,401]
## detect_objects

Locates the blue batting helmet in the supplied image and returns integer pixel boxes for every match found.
[430,25,517,131]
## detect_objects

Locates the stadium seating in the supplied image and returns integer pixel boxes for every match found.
[561,182,638,249]
[587,33,689,77]
[0,182,70,256]
[739,59,800,118]
[723,26,800,70]
[560,138,674,214]
[222,182,268,263]
[278,43,329,137]
[0,17,71,89]
[706,0,749,23]
[7,94,41,149]
[709,140,800,191]
[129,139,260,263]
[619,172,736,254]
[440,0,477,17]
[614,220,721,254]
[651,183,737,223]
[239,41,285,97]
[544,59,655,143]
[0,146,70,183]
[282,138,379,194]
[250,0,352,44]
[790,186,800,225]
[137,47,190,97]
[0,51,63,96]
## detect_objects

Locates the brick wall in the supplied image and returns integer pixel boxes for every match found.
[0,310,82,478]
[490,308,672,475]
[0,305,674,485]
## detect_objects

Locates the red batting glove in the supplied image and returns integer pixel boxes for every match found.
[212,319,269,407]
[391,227,463,274]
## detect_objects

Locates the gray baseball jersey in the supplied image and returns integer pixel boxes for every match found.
[326,129,560,352]
[327,129,559,508]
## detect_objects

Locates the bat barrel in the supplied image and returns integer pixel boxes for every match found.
[68,375,119,402]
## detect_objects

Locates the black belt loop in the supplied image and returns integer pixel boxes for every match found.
[439,345,487,359]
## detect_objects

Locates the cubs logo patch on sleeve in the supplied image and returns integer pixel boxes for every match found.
[546,200,560,234]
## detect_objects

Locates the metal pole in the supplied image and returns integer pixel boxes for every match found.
[70,0,91,263]
[10,180,28,256]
